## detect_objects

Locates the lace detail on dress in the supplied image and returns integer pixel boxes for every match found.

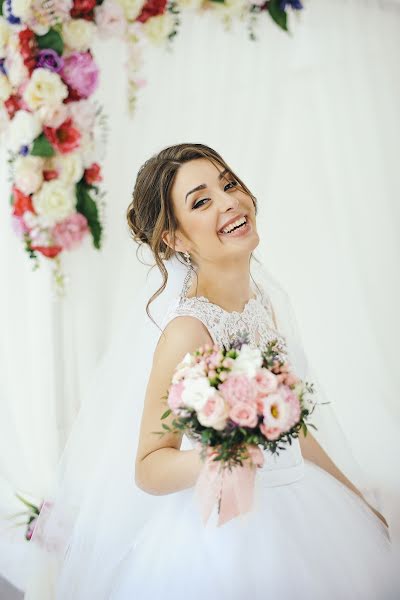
[163,278,289,362]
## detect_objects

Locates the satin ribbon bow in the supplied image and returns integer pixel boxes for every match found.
[194,444,264,527]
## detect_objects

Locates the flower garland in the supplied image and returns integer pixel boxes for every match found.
[0,0,303,294]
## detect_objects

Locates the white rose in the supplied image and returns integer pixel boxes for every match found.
[9,110,42,152]
[0,17,10,59]
[143,13,175,45]
[51,152,84,184]
[0,73,11,101]
[182,377,215,412]
[23,68,68,111]
[115,0,144,21]
[10,0,31,19]
[32,180,76,226]
[36,103,69,128]
[172,361,206,384]
[5,46,28,87]
[197,392,229,431]
[62,19,96,51]
[231,344,263,377]
[14,155,44,195]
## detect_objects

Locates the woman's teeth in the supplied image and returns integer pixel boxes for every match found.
[220,217,247,234]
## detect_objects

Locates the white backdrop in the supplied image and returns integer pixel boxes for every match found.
[1,0,400,591]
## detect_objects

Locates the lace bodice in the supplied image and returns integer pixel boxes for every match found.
[162,280,289,362]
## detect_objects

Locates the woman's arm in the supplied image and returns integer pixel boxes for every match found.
[135,316,212,496]
[299,429,389,528]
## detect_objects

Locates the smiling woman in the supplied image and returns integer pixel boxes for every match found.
[27,143,400,600]
[127,143,261,322]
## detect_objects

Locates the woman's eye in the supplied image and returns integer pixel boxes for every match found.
[192,181,238,209]
[224,180,238,191]
[193,198,209,209]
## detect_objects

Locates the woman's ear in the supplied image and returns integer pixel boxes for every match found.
[162,230,187,254]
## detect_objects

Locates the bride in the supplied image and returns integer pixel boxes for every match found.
[27,143,399,599]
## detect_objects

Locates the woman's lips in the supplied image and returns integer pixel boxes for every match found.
[218,219,251,238]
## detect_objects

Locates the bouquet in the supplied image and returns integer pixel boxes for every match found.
[157,333,317,526]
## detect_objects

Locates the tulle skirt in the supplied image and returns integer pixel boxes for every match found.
[109,458,399,600]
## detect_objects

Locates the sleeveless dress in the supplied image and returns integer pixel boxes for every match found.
[109,283,399,600]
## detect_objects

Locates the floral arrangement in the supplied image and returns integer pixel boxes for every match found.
[0,0,303,293]
[157,332,316,525]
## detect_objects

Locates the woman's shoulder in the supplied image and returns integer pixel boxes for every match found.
[154,314,214,361]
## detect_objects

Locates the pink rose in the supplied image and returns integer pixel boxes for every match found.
[260,423,282,441]
[61,52,99,99]
[197,392,229,431]
[219,373,257,407]
[167,380,185,413]
[229,401,258,428]
[52,213,89,250]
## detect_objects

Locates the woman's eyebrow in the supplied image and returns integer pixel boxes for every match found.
[184,168,230,203]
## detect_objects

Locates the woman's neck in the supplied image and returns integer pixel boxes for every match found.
[186,258,255,313]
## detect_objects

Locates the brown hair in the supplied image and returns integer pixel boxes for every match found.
[126,142,260,329]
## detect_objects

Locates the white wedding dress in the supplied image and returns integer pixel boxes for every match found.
[108,283,399,600]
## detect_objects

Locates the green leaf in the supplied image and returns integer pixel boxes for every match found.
[76,181,102,249]
[36,28,64,55]
[30,134,55,157]
[161,408,171,420]
[161,423,171,431]
[0,0,4,16]
[9,193,14,206]
[268,0,288,32]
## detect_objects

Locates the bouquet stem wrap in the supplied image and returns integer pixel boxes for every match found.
[194,445,264,527]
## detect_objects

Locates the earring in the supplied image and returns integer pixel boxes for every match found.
[180,250,193,300]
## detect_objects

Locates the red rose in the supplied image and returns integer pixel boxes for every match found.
[5,95,22,119]
[43,170,59,181]
[12,186,35,217]
[64,83,84,104]
[43,118,81,154]
[31,245,63,258]
[84,163,102,184]
[70,0,96,18]
[136,0,168,23]
[18,29,37,74]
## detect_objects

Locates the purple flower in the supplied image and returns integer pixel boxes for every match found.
[0,59,6,76]
[36,49,64,73]
[61,52,99,99]
[4,0,21,24]
[19,145,29,156]
[279,0,303,9]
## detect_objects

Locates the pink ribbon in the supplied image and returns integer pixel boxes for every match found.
[194,444,264,527]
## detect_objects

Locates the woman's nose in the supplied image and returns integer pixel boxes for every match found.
[217,192,239,212]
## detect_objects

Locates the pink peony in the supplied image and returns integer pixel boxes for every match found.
[52,213,89,250]
[219,373,257,407]
[167,380,185,413]
[61,52,99,99]
[197,392,229,431]
[229,401,258,428]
